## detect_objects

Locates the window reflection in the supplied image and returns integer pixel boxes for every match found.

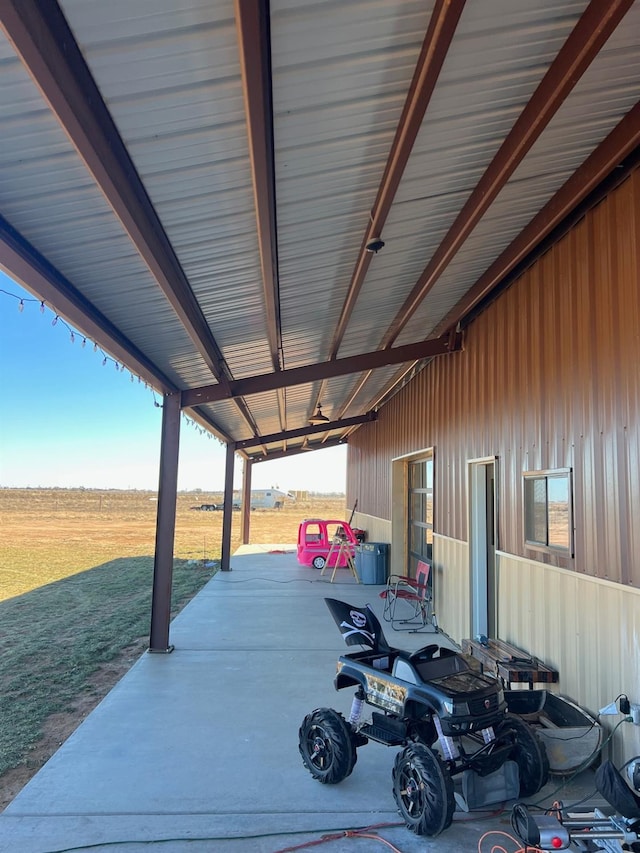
[524,470,572,554]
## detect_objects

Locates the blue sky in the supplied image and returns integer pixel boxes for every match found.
[0,272,347,492]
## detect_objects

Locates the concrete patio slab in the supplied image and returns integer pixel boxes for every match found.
[0,550,602,853]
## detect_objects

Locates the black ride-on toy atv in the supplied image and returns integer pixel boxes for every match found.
[298,598,549,837]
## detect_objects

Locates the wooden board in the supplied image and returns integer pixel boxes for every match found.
[461,637,558,688]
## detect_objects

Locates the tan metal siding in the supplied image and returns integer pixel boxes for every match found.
[348,168,640,588]
[433,534,471,643]
[498,553,640,766]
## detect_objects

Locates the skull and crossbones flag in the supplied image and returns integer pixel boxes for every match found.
[324,598,390,653]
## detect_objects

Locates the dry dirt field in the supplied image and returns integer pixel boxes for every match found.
[0,488,346,601]
[0,488,346,808]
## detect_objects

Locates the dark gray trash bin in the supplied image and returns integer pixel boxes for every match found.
[355,542,389,584]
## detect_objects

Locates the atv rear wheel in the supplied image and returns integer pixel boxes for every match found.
[312,555,326,570]
[507,714,550,797]
[392,743,454,836]
[298,708,357,784]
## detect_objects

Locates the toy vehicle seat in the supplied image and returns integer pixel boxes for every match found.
[389,644,468,684]
[409,646,469,682]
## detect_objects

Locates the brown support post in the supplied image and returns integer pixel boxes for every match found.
[220,443,235,572]
[149,391,181,652]
[241,458,252,545]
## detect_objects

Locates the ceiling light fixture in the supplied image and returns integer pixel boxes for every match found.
[309,404,330,424]
[365,237,385,254]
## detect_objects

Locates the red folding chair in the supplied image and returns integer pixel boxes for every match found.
[379,560,437,632]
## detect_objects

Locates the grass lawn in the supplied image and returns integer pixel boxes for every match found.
[0,556,217,777]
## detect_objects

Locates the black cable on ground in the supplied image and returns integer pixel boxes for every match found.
[45,820,406,853]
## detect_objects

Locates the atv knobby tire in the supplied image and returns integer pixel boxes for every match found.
[298,708,357,784]
[392,743,454,836]
[506,714,550,797]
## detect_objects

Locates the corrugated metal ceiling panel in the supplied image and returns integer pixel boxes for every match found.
[272,0,434,369]
[193,397,255,442]
[60,0,274,381]
[396,0,640,345]
[0,32,215,390]
[2,0,639,453]
[339,0,591,358]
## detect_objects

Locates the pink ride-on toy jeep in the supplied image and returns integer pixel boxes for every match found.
[297,519,358,570]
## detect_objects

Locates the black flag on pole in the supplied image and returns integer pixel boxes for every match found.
[325,598,390,654]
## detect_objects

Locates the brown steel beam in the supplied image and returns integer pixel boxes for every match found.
[276,388,287,434]
[234,411,377,450]
[330,0,466,357]
[182,333,462,407]
[235,1,288,435]
[149,392,181,652]
[381,0,635,348]
[235,0,282,376]
[232,395,264,441]
[220,444,235,572]
[0,215,177,395]
[249,438,346,463]
[434,100,640,335]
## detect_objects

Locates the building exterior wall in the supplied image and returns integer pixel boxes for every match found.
[346,168,640,762]
[432,533,471,644]
[497,552,640,761]
[348,169,640,584]
[352,512,391,545]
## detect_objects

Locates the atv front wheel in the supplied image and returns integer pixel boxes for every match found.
[506,714,550,797]
[312,555,326,570]
[392,743,454,836]
[298,708,357,784]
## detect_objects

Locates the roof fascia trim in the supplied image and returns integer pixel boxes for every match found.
[0,215,177,394]
[182,406,234,445]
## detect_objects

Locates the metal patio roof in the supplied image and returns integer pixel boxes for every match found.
[1,0,640,464]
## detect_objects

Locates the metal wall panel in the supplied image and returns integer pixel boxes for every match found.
[347,169,640,588]
[433,534,471,643]
[498,553,640,766]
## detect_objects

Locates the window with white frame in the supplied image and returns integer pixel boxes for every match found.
[523,469,573,554]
